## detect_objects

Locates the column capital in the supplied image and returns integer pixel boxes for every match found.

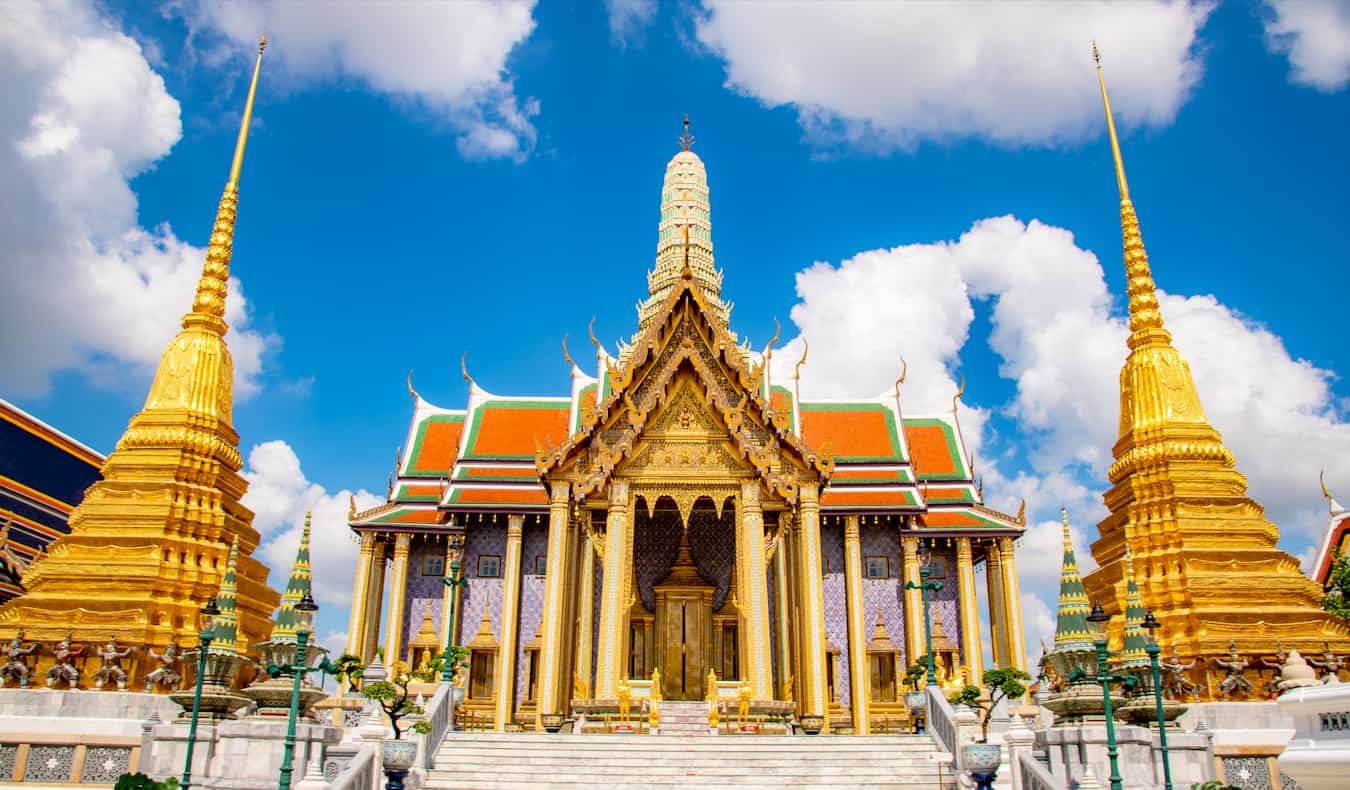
[393,532,412,554]
[955,535,973,561]
[740,479,762,508]
[997,535,1016,553]
[550,479,571,503]
[507,513,525,538]
[799,482,819,505]
[608,479,629,507]
[844,514,860,541]
[358,532,377,554]
[900,535,920,554]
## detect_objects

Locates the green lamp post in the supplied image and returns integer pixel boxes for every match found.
[1141,611,1174,790]
[180,598,219,790]
[274,589,320,790]
[441,535,467,684]
[904,542,944,686]
[1087,599,1135,790]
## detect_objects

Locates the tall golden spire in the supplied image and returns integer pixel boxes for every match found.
[187,34,266,333]
[0,37,281,677]
[1093,42,1168,349]
[1084,44,1350,696]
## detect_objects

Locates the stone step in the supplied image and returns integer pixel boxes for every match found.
[426,781,952,790]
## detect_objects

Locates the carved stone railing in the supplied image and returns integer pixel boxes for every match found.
[927,685,958,756]
[417,683,453,771]
[329,743,377,790]
[1016,750,1066,790]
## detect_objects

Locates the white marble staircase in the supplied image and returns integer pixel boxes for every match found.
[655,700,712,735]
[425,731,955,789]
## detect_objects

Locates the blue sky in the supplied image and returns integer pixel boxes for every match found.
[3,0,1349,656]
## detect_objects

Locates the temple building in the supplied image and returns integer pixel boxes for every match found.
[1081,51,1350,698]
[346,122,1028,733]
[0,399,104,603]
[0,39,279,681]
[1313,478,1349,590]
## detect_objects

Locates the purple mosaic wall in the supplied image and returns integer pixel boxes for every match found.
[400,538,448,664]
[860,523,906,667]
[516,520,547,702]
[633,502,682,611]
[459,524,505,649]
[688,502,735,611]
[926,543,962,664]
[820,521,849,705]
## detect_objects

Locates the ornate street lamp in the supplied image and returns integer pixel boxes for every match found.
[1087,600,1132,790]
[441,534,468,684]
[180,597,219,790]
[1141,611,1174,790]
[275,590,320,790]
[905,542,944,686]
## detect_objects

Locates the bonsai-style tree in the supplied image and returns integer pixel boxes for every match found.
[411,655,445,683]
[904,657,928,691]
[441,645,470,682]
[113,774,179,790]
[331,653,365,694]
[950,667,1031,743]
[362,673,434,740]
[1322,548,1350,622]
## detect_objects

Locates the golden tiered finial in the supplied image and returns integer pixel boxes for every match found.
[1094,42,1168,348]
[186,34,266,334]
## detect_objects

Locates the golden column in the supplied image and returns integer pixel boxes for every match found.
[997,536,1027,672]
[573,514,596,701]
[985,539,1007,668]
[536,482,573,722]
[955,537,984,682]
[595,480,631,699]
[494,514,526,730]
[900,536,923,662]
[772,519,794,701]
[842,515,870,734]
[740,481,774,698]
[794,483,829,716]
[383,533,412,665]
[362,539,387,661]
[344,532,377,657]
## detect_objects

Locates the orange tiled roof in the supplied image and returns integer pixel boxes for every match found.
[406,415,464,476]
[446,487,549,506]
[463,401,569,460]
[920,509,1007,529]
[819,488,916,508]
[799,403,903,462]
[903,418,966,479]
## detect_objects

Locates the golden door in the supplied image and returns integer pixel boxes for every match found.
[660,591,710,700]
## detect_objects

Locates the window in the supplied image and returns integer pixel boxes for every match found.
[927,557,947,579]
[469,650,495,700]
[422,555,445,577]
[477,555,501,578]
[534,555,547,576]
[869,652,898,703]
[865,556,889,579]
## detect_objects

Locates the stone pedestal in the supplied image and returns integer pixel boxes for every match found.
[146,718,341,790]
[1036,721,1214,790]
[1278,682,1350,790]
[1180,701,1296,788]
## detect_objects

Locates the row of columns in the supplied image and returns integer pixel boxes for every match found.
[344,492,1026,731]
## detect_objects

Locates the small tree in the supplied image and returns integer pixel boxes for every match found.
[362,673,434,740]
[331,653,365,694]
[442,645,470,681]
[904,657,928,691]
[950,667,1031,743]
[1322,548,1350,622]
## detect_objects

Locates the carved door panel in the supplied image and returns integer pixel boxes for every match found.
[661,593,707,699]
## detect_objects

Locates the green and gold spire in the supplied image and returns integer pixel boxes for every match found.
[212,536,242,652]
[270,510,313,642]
[1119,546,1149,667]
[1054,509,1093,651]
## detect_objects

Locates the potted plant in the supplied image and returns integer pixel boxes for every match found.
[363,672,433,782]
[330,652,365,695]
[903,658,928,733]
[949,667,1031,790]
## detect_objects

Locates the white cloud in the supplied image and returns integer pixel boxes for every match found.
[0,0,274,398]
[770,213,1349,668]
[179,0,540,161]
[241,440,382,627]
[606,0,658,47]
[694,0,1212,152]
[1262,0,1350,92]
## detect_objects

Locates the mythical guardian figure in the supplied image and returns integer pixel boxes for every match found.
[92,634,136,690]
[0,628,40,688]
[1163,646,1201,700]
[1257,642,1290,697]
[1214,640,1254,698]
[1307,642,1347,684]
[46,632,86,689]
[144,641,184,692]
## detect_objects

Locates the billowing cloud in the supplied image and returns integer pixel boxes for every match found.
[179,0,540,160]
[771,214,1348,667]
[694,0,1212,152]
[606,0,658,47]
[1262,0,1350,92]
[241,440,382,643]
[0,0,273,398]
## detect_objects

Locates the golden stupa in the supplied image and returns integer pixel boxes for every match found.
[1082,46,1350,698]
[0,37,280,679]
